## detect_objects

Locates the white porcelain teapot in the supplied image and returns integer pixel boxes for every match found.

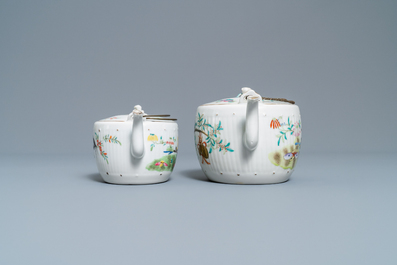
[194,87,301,184]
[93,105,178,184]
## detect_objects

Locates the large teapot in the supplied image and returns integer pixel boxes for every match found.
[194,87,301,184]
[93,105,178,184]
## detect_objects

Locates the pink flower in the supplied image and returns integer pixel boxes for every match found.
[292,121,301,137]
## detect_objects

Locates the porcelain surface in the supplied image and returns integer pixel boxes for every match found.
[194,87,301,184]
[93,105,178,184]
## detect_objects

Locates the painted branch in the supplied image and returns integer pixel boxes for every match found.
[194,128,208,137]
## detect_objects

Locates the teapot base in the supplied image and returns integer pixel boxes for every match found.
[100,172,171,185]
[203,171,291,185]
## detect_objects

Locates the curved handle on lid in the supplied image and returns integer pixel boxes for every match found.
[240,88,261,151]
[130,105,145,159]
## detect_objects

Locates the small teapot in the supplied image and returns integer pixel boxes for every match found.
[93,105,178,184]
[194,87,301,184]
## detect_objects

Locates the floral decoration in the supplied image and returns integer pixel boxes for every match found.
[148,134,177,151]
[146,154,177,172]
[194,113,234,164]
[271,116,301,146]
[94,132,122,164]
[268,115,302,170]
[103,134,121,145]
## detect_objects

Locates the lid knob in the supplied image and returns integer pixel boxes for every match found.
[128,105,146,120]
[241,87,251,94]
[239,87,262,103]
[133,105,144,115]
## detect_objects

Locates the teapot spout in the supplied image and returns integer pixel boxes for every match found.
[130,105,145,159]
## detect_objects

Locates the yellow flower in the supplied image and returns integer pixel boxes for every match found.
[147,134,158,142]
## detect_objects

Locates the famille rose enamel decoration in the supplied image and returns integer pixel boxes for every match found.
[93,105,178,184]
[194,87,301,184]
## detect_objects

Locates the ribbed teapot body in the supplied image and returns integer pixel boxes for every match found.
[94,116,178,184]
[194,102,301,184]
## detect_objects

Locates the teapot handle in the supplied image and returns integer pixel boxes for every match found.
[244,96,260,151]
[240,88,261,151]
[130,105,145,159]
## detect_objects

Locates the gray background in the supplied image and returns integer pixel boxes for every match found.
[1,1,396,264]
[1,0,396,155]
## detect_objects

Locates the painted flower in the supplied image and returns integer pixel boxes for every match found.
[155,161,168,167]
[147,134,158,142]
[292,121,301,136]
[270,118,281,129]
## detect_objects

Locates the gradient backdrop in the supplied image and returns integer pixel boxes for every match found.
[1,0,396,156]
[1,1,397,264]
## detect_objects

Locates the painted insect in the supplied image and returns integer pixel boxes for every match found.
[268,138,301,170]
[284,152,299,160]
[155,160,168,168]
[197,134,210,165]
[270,118,281,129]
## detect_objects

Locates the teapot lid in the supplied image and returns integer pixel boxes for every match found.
[201,87,295,106]
[98,105,177,123]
